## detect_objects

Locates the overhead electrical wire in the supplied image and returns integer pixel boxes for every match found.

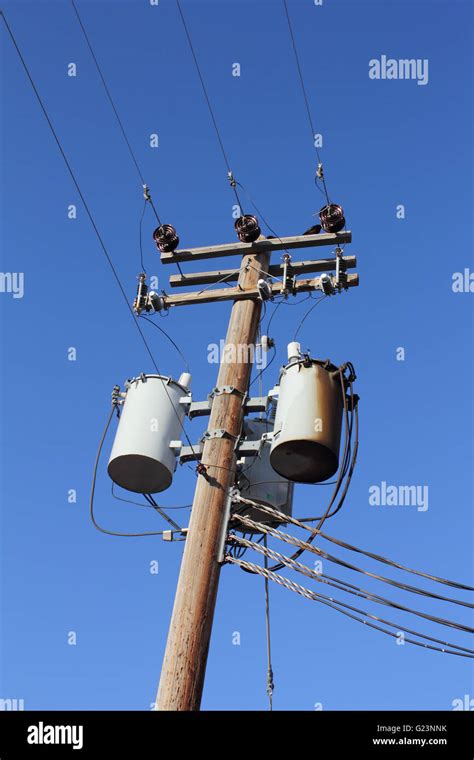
[231,506,473,608]
[111,483,192,511]
[0,10,200,462]
[71,0,185,276]
[282,0,330,205]
[139,200,148,272]
[227,557,474,659]
[175,0,243,210]
[293,294,328,340]
[248,344,277,391]
[0,12,160,373]
[71,0,162,225]
[228,534,474,630]
[263,534,275,711]
[143,493,183,531]
[316,532,474,592]
[237,499,474,594]
[139,315,190,371]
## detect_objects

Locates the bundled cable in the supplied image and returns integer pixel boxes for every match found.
[227,534,473,630]
[226,555,474,659]
[231,497,474,595]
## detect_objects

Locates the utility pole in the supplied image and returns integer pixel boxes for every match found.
[155,245,270,710]
[153,231,357,710]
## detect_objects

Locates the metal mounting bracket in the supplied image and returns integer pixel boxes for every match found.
[178,437,263,464]
[186,393,269,419]
[202,428,239,442]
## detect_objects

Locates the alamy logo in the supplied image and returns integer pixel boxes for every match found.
[207,340,267,370]
[0,698,24,710]
[0,272,24,299]
[27,722,83,750]
[369,55,429,86]
[452,694,474,710]
[369,481,429,512]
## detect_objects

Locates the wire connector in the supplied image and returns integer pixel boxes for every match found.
[111,384,122,417]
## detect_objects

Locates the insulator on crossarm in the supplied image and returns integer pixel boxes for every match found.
[153,224,180,253]
[257,278,273,301]
[319,273,335,296]
[234,214,261,243]
[319,203,346,234]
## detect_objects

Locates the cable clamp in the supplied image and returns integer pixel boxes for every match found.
[341,362,357,383]
[202,428,239,442]
[208,385,246,402]
[143,184,151,202]
[227,170,237,188]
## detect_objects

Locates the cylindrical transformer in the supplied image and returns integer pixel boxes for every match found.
[107,373,191,494]
[270,355,343,483]
[232,418,294,534]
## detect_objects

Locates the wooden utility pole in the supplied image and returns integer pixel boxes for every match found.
[152,230,357,710]
[155,245,271,710]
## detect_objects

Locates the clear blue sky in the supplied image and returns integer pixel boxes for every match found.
[0,0,472,711]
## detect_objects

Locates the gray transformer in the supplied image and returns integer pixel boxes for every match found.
[232,418,294,533]
[108,373,191,494]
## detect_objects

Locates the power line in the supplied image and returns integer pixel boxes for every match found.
[263,534,275,711]
[0,11,161,371]
[0,10,198,457]
[282,0,330,204]
[232,505,473,608]
[139,200,148,272]
[240,498,474,593]
[71,0,162,225]
[228,534,473,631]
[111,483,191,511]
[144,493,183,531]
[293,293,328,340]
[228,556,474,658]
[140,315,190,371]
[175,0,242,209]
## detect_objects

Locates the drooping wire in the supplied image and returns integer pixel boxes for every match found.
[139,200,148,273]
[175,0,243,210]
[0,11,200,461]
[143,493,183,531]
[90,408,185,537]
[231,507,473,609]
[139,316,190,372]
[0,13,159,371]
[282,0,330,205]
[263,534,274,711]
[227,557,474,659]
[234,498,474,593]
[71,0,163,225]
[228,534,473,630]
[293,294,328,340]
[249,345,277,390]
[111,483,192,511]
[72,0,185,277]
